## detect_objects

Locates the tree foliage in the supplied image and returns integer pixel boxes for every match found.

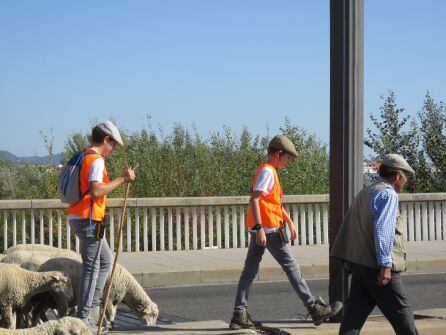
[365,90,446,193]
[0,120,329,199]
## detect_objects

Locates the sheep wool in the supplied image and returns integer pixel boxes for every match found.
[39,257,158,325]
[0,316,93,335]
[5,244,79,258]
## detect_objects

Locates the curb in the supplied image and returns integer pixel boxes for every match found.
[134,260,446,288]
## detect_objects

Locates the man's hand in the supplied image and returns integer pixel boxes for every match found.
[288,223,298,241]
[377,267,392,286]
[122,167,136,183]
[256,229,267,247]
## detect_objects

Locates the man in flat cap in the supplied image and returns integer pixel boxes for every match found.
[67,121,136,333]
[230,135,342,330]
[331,154,418,335]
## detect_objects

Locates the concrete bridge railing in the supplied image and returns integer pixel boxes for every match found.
[1,193,445,253]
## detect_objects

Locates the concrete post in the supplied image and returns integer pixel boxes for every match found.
[329,0,364,319]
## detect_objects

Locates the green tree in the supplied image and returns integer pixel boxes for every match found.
[365,91,416,160]
[280,118,329,194]
[365,90,435,193]
[419,91,446,191]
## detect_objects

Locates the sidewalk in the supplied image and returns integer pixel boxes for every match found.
[119,241,446,288]
[112,241,446,334]
[109,309,446,335]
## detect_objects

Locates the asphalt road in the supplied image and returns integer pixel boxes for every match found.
[148,273,446,323]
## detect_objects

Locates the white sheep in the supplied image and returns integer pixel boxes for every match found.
[1,251,81,272]
[5,244,78,258]
[0,316,93,335]
[2,252,52,272]
[0,263,73,329]
[39,257,159,326]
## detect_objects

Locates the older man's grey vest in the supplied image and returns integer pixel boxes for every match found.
[330,181,406,272]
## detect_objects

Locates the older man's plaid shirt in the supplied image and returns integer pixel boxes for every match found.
[369,183,399,268]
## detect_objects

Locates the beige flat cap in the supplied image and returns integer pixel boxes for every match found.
[268,135,298,157]
[381,153,415,174]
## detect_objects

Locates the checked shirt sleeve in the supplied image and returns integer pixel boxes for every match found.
[369,188,399,268]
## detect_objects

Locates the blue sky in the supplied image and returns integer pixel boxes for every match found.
[1,1,445,156]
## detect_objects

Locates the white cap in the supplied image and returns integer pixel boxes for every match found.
[96,121,124,146]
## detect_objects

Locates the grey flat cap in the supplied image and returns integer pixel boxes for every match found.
[381,153,415,174]
[96,121,124,146]
[268,135,298,157]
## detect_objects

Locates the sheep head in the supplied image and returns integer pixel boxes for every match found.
[50,274,73,303]
[124,295,159,326]
[139,303,159,326]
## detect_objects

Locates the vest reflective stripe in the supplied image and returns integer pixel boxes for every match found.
[67,149,110,221]
[330,181,407,272]
[247,163,283,229]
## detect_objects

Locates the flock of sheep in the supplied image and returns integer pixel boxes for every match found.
[0,244,159,334]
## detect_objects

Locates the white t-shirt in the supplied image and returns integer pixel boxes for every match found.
[253,166,275,195]
[68,157,105,221]
[89,157,105,183]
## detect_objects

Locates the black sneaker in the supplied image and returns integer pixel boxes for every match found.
[229,310,262,329]
[309,297,343,326]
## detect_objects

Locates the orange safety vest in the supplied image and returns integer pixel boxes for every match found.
[247,163,283,229]
[67,148,110,221]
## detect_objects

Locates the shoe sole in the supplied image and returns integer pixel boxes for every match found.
[313,302,343,326]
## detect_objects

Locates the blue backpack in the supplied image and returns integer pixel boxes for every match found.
[57,150,97,204]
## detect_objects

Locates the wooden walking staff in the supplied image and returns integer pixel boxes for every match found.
[97,162,138,335]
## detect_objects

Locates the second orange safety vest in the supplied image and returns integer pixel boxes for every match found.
[246,163,283,229]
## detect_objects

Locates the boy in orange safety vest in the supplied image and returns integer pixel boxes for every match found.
[230,135,342,329]
[67,121,135,334]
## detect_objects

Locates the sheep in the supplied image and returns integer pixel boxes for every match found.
[2,253,52,272]
[4,244,79,258]
[104,263,158,325]
[39,257,159,326]
[0,251,79,326]
[0,316,93,335]
[0,263,73,329]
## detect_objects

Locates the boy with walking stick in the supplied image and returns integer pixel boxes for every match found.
[67,121,136,334]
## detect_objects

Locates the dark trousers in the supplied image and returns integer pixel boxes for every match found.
[339,262,418,335]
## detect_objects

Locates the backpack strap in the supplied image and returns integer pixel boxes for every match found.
[71,149,101,207]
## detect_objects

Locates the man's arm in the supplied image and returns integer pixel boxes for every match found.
[282,207,297,240]
[90,167,136,198]
[370,188,399,285]
[250,191,266,247]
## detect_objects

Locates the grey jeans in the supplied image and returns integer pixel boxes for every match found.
[69,219,114,320]
[339,262,418,335]
[234,232,316,312]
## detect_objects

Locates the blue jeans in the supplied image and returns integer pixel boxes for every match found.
[69,219,114,320]
[234,232,316,312]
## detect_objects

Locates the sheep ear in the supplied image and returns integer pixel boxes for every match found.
[51,274,61,281]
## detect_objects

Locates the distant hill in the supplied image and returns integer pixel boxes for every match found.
[0,150,62,165]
